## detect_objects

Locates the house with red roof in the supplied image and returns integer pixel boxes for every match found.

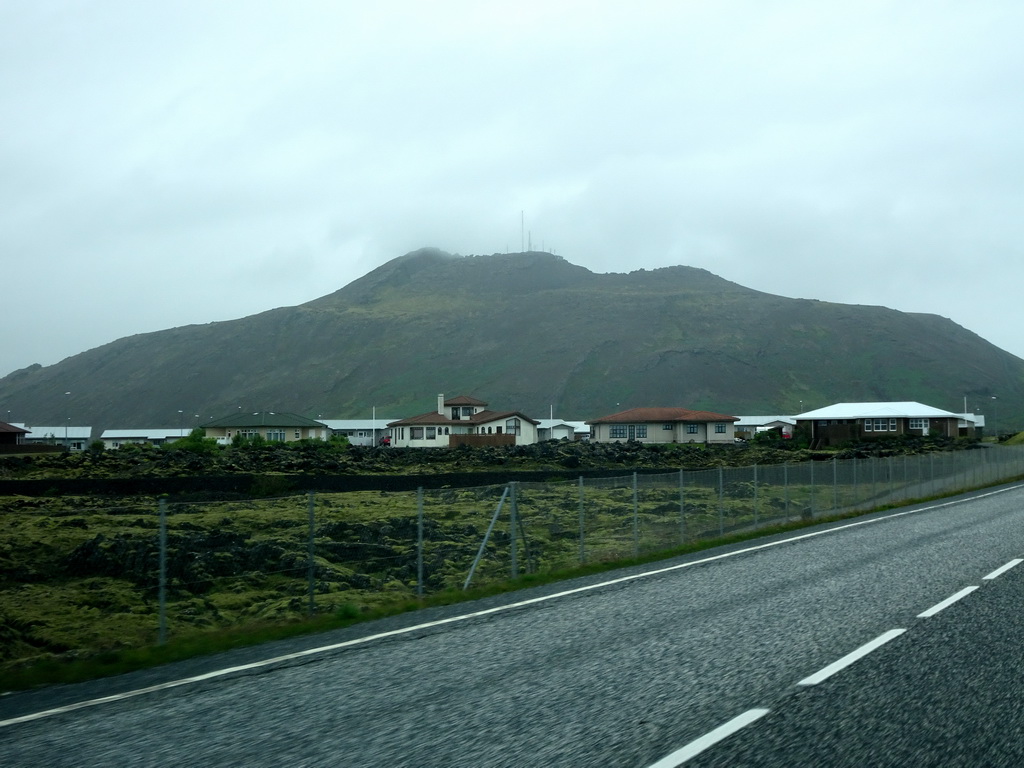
[387,394,540,448]
[587,407,739,444]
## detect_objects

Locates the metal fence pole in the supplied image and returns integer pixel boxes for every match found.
[718,466,725,535]
[417,487,425,597]
[578,477,586,565]
[158,497,167,645]
[510,482,519,579]
[679,469,687,543]
[307,491,316,616]
[832,458,838,512]
[784,463,790,520]
[632,472,639,557]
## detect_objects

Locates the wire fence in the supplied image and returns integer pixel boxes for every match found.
[3,445,1024,662]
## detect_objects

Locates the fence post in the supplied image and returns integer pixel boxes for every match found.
[809,459,815,518]
[679,469,687,543]
[632,472,639,557]
[510,482,518,579]
[578,477,586,565]
[417,487,425,597]
[718,466,725,535]
[784,463,790,521]
[753,464,759,527]
[307,491,316,616]
[832,457,838,512]
[158,497,167,645]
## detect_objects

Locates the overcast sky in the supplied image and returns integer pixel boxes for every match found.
[4,1,1024,375]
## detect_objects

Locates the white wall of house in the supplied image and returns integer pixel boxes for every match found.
[591,421,735,444]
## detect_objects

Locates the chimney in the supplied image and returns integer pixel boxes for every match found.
[437,394,445,416]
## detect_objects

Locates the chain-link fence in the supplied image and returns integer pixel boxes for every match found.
[3,446,1024,664]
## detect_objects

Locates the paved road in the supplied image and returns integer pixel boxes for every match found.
[2,483,1023,767]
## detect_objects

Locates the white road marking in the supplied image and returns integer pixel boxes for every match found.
[2,485,1019,729]
[917,586,979,618]
[647,709,771,767]
[797,629,907,686]
[984,558,1023,580]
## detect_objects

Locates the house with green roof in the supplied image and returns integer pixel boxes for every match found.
[201,412,329,444]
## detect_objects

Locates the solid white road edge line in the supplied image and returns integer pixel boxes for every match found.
[797,629,907,686]
[2,484,1019,729]
[984,558,1024,580]
[647,709,771,767]
[917,586,979,618]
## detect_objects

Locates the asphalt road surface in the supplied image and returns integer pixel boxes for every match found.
[3,483,1024,767]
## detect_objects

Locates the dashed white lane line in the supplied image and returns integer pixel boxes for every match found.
[797,629,907,686]
[984,558,1023,580]
[3,484,1020,729]
[917,586,979,618]
[647,709,771,767]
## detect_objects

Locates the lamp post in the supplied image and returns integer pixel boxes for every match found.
[178,410,184,437]
[991,396,998,442]
[64,391,70,448]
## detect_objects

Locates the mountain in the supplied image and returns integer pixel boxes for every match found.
[3,248,1022,430]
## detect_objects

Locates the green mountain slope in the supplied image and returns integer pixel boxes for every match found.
[3,248,1022,429]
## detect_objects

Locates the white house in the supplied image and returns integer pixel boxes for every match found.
[319,419,398,446]
[18,424,93,451]
[99,428,192,449]
[387,394,540,448]
[587,407,739,444]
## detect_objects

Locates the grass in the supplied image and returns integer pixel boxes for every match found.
[5,473,1019,695]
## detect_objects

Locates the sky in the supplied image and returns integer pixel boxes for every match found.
[4,1,1024,375]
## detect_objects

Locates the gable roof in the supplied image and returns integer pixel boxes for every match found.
[0,421,29,435]
[588,407,738,425]
[388,409,540,427]
[201,412,327,428]
[444,395,487,407]
[795,402,962,420]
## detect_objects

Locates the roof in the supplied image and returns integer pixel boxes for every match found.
[444,395,487,407]
[100,429,191,439]
[535,419,590,431]
[794,402,963,420]
[0,422,29,435]
[319,419,398,430]
[201,412,327,428]
[22,426,93,439]
[735,415,797,427]
[388,409,540,427]
[588,407,738,425]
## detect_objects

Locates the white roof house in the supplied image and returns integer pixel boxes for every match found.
[535,419,590,441]
[19,424,93,450]
[319,419,398,446]
[99,428,191,448]
[735,415,797,434]
[793,402,974,446]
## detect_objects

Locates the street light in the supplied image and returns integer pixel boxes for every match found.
[64,391,70,448]
[991,396,998,442]
[178,410,184,437]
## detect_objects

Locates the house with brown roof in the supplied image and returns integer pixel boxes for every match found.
[387,394,540,447]
[588,407,739,444]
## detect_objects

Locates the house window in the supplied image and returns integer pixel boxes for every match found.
[410,427,424,439]
[663,424,673,431]
[451,408,461,420]
[462,407,474,418]
[909,418,929,430]
[866,419,897,432]
[609,425,627,439]
[686,424,699,434]
[505,418,521,435]
[266,430,286,442]
[635,425,647,438]
[715,424,726,433]
[426,427,436,439]
[238,429,258,441]
[494,426,501,434]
